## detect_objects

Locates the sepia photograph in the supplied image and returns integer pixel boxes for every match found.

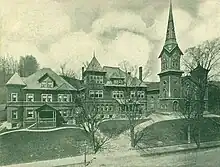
[0,0,220,166]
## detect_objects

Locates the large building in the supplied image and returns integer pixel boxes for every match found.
[5,68,79,129]
[5,1,208,129]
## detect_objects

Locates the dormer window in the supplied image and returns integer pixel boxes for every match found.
[47,81,54,88]
[40,77,54,88]
[41,81,47,88]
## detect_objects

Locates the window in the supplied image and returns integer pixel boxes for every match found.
[163,89,167,98]
[137,91,145,98]
[41,94,52,102]
[12,110,18,119]
[26,109,34,119]
[130,91,135,98]
[173,89,178,98]
[173,101,179,112]
[57,94,72,102]
[89,75,103,84]
[89,90,103,98]
[89,90,95,98]
[63,94,68,102]
[11,93,18,102]
[41,81,47,88]
[41,79,54,88]
[112,91,124,98]
[47,94,52,102]
[26,94,34,102]
[63,110,68,117]
[58,94,62,102]
[47,81,54,88]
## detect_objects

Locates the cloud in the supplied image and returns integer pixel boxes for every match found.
[0,0,220,82]
[0,0,70,45]
[92,11,147,36]
[188,0,220,45]
[1,41,57,69]
[102,32,152,67]
[48,31,103,71]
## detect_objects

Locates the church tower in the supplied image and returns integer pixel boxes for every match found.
[158,0,184,112]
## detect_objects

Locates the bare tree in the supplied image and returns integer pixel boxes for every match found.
[180,78,201,145]
[117,60,151,148]
[0,54,19,83]
[59,62,76,78]
[181,38,220,148]
[75,90,112,154]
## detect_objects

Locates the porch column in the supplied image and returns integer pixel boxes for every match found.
[54,111,56,127]
[37,112,39,128]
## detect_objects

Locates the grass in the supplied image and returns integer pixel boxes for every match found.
[138,117,220,148]
[99,119,148,136]
[0,128,90,166]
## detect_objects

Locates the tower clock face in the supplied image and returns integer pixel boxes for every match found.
[168,44,172,51]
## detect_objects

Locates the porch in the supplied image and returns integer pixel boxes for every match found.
[35,104,61,128]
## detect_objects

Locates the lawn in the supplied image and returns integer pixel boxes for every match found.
[99,119,149,136]
[0,128,90,166]
[137,117,220,148]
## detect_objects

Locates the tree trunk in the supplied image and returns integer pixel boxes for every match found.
[197,127,201,148]
[130,125,135,148]
[187,124,191,144]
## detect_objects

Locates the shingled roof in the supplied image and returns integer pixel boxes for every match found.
[22,68,77,90]
[145,82,160,91]
[6,73,26,86]
[60,75,85,91]
[103,66,126,79]
[103,66,147,87]
[85,56,103,72]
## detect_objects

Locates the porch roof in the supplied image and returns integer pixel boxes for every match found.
[36,104,58,112]
[115,99,141,105]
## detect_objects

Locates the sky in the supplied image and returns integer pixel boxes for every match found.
[0,0,219,81]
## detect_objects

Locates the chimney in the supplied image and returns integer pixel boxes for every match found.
[82,67,85,80]
[139,67,143,81]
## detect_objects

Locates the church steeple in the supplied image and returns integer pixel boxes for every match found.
[158,0,183,58]
[165,0,177,46]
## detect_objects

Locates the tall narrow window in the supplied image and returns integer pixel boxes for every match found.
[26,94,34,102]
[12,110,18,119]
[11,93,18,102]
[163,89,167,98]
[173,89,178,98]
[41,94,52,102]
[26,109,34,119]
[173,101,178,112]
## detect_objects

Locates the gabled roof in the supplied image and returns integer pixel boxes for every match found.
[6,73,26,86]
[36,104,57,112]
[85,56,103,72]
[103,66,147,87]
[145,82,160,91]
[22,68,77,91]
[103,66,126,79]
[60,76,86,91]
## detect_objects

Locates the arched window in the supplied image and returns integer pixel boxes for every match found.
[173,89,178,98]
[163,89,167,98]
[173,101,179,112]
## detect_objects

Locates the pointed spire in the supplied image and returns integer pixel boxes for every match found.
[165,0,177,45]
[85,52,103,72]
[93,50,96,58]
